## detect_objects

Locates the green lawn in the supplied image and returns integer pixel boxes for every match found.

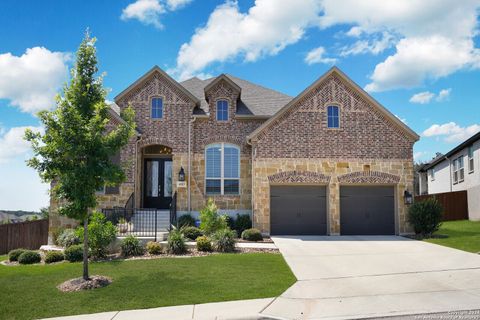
[424,220,480,253]
[0,253,295,320]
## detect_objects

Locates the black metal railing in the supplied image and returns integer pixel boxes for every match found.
[169,192,177,231]
[102,207,170,241]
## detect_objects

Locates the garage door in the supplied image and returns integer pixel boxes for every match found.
[270,186,327,235]
[340,186,395,235]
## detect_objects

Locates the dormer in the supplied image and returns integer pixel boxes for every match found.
[204,74,241,122]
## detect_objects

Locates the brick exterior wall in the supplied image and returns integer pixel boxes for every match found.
[254,74,413,159]
[49,68,416,238]
[251,73,416,235]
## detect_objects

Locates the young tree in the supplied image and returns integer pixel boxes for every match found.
[25,32,135,280]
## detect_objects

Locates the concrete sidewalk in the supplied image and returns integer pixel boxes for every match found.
[43,298,274,320]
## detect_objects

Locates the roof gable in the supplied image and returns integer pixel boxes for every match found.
[248,66,419,142]
[204,74,241,96]
[114,66,200,106]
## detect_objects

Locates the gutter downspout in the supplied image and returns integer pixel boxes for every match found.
[247,138,255,227]
[188,116,196,214]
[134,134,142,208]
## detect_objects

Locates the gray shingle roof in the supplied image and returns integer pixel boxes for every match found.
[180,74,292,117]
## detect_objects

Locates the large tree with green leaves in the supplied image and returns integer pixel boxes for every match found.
[26,32,135,280]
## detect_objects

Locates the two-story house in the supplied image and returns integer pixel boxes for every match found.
[50,66,419,236]
[418,132,480,221]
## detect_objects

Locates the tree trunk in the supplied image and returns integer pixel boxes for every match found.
[83,216,89,280]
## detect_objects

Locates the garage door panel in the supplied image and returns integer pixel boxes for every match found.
[340,186,395,235]
[270,186,327,235]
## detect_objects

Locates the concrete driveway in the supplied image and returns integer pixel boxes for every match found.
[262,236,480,320]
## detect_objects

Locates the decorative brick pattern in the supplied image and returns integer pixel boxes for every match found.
[268,171,330,184]
[253,74,415,159]
[337,171,400,184]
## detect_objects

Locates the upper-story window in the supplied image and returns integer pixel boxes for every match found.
[151,97,163,119]
[327,105,339,128]
[453,156,464,184]
[216,100,229,121]
[205,143,239,195]
[468,146,474,173]
[430,168,435,181]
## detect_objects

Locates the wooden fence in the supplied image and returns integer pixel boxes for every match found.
[415,190,468,221]
[0,219,49,255]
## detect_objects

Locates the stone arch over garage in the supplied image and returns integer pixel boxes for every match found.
[337,171,400,184]
[268,170,331,184]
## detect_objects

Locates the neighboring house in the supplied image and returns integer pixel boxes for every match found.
[50,66,419,236]
[418,132,480,220]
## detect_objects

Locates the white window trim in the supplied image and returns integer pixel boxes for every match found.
[216,100,229,122]
[430,168,435,181]
[96,185,106,195]
[468,146,474,173]
[453,156,465,184]
[205,143,240,195]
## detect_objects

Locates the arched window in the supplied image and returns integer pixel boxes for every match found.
[327,105,339,128]
[205,143,240,195]
[216,100,229,121]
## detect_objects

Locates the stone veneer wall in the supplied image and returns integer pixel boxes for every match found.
[252,158,414,235]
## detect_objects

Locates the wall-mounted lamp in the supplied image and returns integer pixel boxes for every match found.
[404,190,413,205]
[178,167,185,182]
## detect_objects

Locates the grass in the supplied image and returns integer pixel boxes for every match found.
[0,253,295,320]
[424,220,480,253]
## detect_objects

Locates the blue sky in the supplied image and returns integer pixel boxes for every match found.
[1,0,479,211]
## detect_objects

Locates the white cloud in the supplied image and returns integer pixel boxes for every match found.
[0,47,70,114]
[121,0,193,29]
[436,88,451,102]
[174,0,323,80]
[0,126,44,164]
[365,36,478,92]
[121,0,165,29]
[173,0,480,87]
[423,122,480,143]
[409,88,452,104]
[166,0,192,10]
[305,46,337,65]
[409,91,435,104]
[340,32,395,56]
[414,151,428,162]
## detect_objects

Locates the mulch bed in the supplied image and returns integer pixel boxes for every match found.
[57,275,112,292]
[403,234,449,240]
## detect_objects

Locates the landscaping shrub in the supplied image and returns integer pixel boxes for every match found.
[8,249,27,262]
[225,215,235,230]
[121,235,144,257]
[64,244,84,262]
[199,198,227,235]
[51,227,65,246]
[234,214,252,236]
[177,214,196,228]
[76,211,117,258]
[182,226,203,241]
[408,198,443,237]
[18,251,41,264]
[241,228,263,242]
[167,229,186,254]
[146,241,162,255]
[44,251,65,264]
[196,236,212,252]
[57,229,81,248]
[212,228,236,253]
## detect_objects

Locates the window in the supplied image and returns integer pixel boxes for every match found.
[430,168,435,181]
[468,146,474,173]
[216,100,229,121]
[327,105,339,128]
[151,97,163,119]
[205,143,240,195]
[95,185,105,194]
[453,156,464,184]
